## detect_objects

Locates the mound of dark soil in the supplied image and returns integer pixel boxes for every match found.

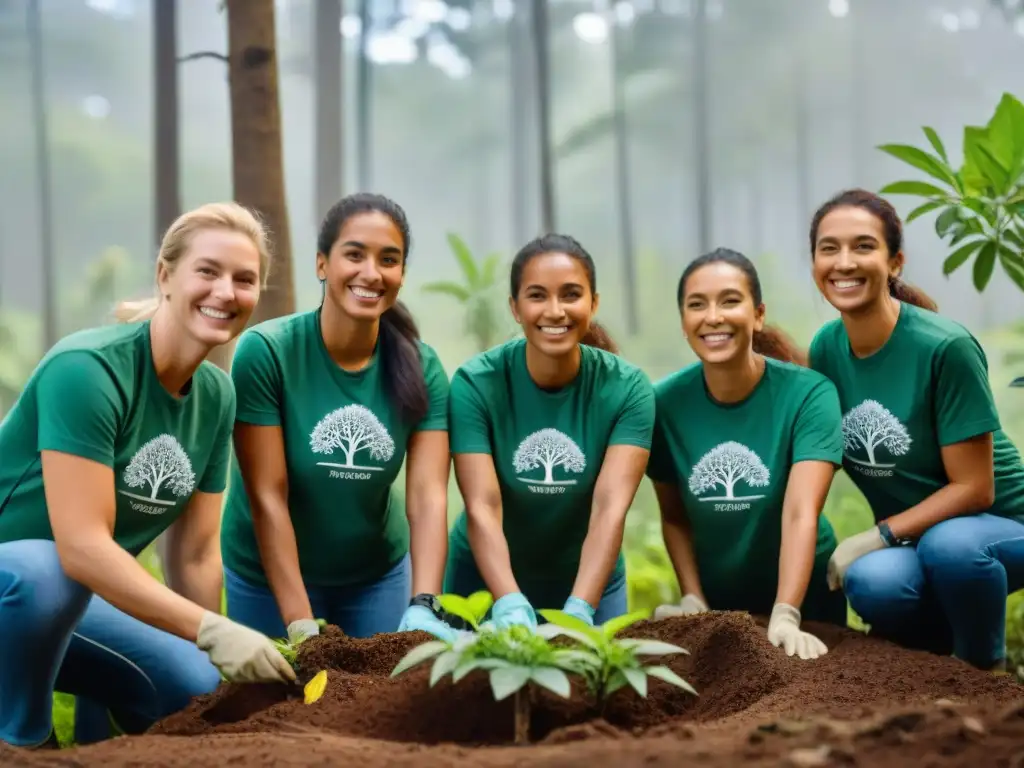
[5,611,1022,767]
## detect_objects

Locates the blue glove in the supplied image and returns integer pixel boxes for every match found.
[397,605,457,643]
[490,592,537,630]
[563,595,596,625]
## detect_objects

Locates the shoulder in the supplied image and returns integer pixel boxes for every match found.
[581,344,650,388]
[241,310,314,351]
[415,339,446,371]
[652,362,703,403]
[766,357,835,393]
[37,322,149,386]
[453,337,524,383]
[900,302,978,353]
[808,317,845,363]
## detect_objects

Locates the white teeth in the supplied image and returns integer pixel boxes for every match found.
[350,286,383,299]
[832,279,865,289]
[199,307,231,320]
[702,333,732,343]
[539,326,570,335]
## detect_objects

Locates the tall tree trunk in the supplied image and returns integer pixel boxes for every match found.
[530,0,555,234]
[208,0,295,372]
[692,0,711,255]
[509,7,529,244]
[356,0,372,191]
[314,0,343,222]
[609,12,638,336]
[154,0,181,248]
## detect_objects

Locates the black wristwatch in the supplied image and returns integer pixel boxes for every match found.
[879,521,910,547]
[409,593,470,630]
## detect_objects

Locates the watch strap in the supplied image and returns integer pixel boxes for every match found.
[878,521,903,547]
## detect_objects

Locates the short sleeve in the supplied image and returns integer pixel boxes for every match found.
[609,370,655,449]
[791,379,844,465]
[35,352,124,466]
[644,400,677,483]
[934,335,1001,446]
[807,327,827,376]
[230,330,283,426]
[415,347,450,433]
[448,369,493,454]
[198,380,237,494]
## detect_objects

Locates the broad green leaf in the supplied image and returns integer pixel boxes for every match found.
[421,281,471,302]
[1000,252,1024,293]
[973,241,997,291]
[480,253,502,288]
[645,665,699,695]
[922,126,948,163]
[622,667,648,697]
[535,624,600,648]
[466,590,495,623]
[985,93,1024,180]
[538,609,604,643]
[964,127,1010,195]
[604,669,629,696]
[876,143,958,190]
[942,239,986,276]
[391,641,449,676]
[452,657,511,683]
[617,639,690,657]
[601,610,650,638]
[551,648,601,670]
[489,665,532,701]
[878,180,949,199]
[530,666,572,698]
[436,594,476,627]
[429,651,462,686]
[905,200,944,224]
[446,232,481,288]
[935,206,964,239]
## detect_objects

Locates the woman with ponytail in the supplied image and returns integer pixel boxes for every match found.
[648,248,847,660]
[221,193,456,647]
[808,188,1024,672]
[0,203,295,750]
[443,234,654,628]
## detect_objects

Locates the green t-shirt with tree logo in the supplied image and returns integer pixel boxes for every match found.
[645,358,843,612]
[445,337,655,602]
[220,308,450,588]
[809,301,1024,524]
[0,322,235,556]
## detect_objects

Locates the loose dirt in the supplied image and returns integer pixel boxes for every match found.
[5,611,1024,766]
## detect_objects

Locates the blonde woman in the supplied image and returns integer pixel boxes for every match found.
[0,203,294,750]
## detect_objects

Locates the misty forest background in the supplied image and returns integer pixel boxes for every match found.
[2,0,1024,701]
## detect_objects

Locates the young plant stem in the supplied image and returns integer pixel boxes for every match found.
[514,687,531,745]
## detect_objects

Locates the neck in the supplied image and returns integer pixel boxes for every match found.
[526,342,581,390]
[703,349,764,404]
[148,308,209,397]
[320,300,379,370]
[840,295,902,358]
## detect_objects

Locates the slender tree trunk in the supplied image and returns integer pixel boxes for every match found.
[314,0,343,221]
[692,0,711,255]
[530,0,555,234]
[207,0,295,372]
[609,12,638,336]
[356,0,372,191]
[509,8,529,244]
[154,0,181,247]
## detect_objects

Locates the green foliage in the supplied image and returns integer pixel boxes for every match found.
[436,590,494,630]
[877,92,1024,293]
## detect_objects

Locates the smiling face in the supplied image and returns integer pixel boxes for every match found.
[812,205,904,315]
[509,251,599,358]
[316,210,405,322]
[681,261,764,366]
[157,227,262,348]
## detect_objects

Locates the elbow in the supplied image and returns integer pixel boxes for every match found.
[782,504,820,530]
[969,479,996,512]
[406,483,448,523]
[54,534,107,588]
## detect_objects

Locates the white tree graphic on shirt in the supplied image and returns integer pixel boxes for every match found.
[309,404,395,470]
[513,428,586,485]
[688,441,770,501]
[118,434,196,507]
[841,399,912,467]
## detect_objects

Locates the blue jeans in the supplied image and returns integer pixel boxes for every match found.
[0,540,221,748]
[224,553,412,638]
[844,513,1024,669]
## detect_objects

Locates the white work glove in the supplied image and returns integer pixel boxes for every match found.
[197,612,296,684]
[827,526,886,591]
[766,603,828,660]
[287,619,320,645]
[653,593,709,620]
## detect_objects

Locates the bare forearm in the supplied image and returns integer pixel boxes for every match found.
[466,512,519,598]
[776,508,818,608]
[887,482,992,541]
[571,512,625,608]
[661,519,705,602]
[251,502,313,625]
[407,493,448,595]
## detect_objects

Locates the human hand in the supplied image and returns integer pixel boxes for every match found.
[653,593,709,620]
[766,603,828,660]
[827,526,885,591]
[197,612,296,684]
[489,591,537,630]
[398,604,458,643]
[286,619,320,645]
[562,595,596,626]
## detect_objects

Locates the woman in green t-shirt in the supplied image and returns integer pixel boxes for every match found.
[648,248,847,660]
[807,188,1024,672]
[444,234,655,628]
[0,203,295,750]
[222,193,455,646]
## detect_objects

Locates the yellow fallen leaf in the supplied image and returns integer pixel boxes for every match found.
[304,670,328,704]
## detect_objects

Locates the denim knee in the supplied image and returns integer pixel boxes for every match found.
[843,548,925,624]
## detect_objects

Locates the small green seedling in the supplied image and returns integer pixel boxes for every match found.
[436,590,494,631]
[537,608,697,708]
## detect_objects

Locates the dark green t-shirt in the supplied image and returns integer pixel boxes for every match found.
[220,309,450,588]
[645,357,842,610]
[809,301,1024,524]
[446,337,655,597]
[0,322,235,556]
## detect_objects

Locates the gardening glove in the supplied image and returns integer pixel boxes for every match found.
[766,603,828,660]
[562,595,596,626]
[286,619,320,645]
[827,526,886,591]
[197,611,297,684]
[398,604,458,643]
[653,593,709,620]
[490,591,537,630]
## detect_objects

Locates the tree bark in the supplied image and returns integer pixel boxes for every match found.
[314,0,343,222]
[154,0,181,248]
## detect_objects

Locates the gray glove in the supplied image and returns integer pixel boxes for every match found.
[287,619,320,645]
[653,593,709,620]
[197,612,296,684]
[766,603,828,660]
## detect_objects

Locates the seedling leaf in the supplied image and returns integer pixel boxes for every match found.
[466,590,495,622]
[452,657,512,683]
[530,666,572,698]
[645,665,699,695]
[617,639,689,657]
[538,609,603,642]
[490,665,532,701]
[605,669,629,696]
[622,667,648,697]
[535,623,599,648]
[429,651,462,686]
[304,670,328,704]
[391,641,449,676]
[601,610,650,638]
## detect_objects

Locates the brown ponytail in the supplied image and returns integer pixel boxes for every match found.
[752,325,808,366]
[580,321,619,355]
[889,275,938,312]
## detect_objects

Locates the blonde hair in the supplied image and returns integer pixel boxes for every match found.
[114,202,272,323]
